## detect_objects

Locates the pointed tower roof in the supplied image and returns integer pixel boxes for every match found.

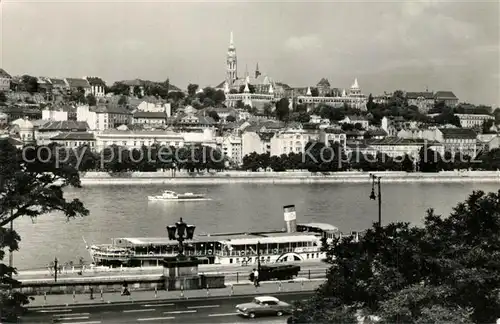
[268,83,274,94]
[306,87,312,96]
[256,62,260,73]
[245,75,250,84]
[245,64,249,78]
[244,83,250,93]
[351,78,359,89]
[229,31,235,49]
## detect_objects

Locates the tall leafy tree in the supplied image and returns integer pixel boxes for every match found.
[289,190,500,324]
[187,84,199,97]
[86,93,97,106]
[0,141,89,321]
[0,91,7,103]
[275,98,290,121]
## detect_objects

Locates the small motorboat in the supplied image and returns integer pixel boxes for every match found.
[148,190,208,201]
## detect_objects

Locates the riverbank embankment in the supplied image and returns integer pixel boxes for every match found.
[79,170,500,185]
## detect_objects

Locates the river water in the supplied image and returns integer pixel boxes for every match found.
[12,182,500,270]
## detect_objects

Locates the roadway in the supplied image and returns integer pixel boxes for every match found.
[22,291,313,323]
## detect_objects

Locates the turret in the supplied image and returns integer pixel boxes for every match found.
[283,205,297,233]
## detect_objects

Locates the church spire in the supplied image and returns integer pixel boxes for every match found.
[255,63,261,79]
[226,31,237,87]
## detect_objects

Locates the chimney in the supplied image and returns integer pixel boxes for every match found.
[283,205,297,233]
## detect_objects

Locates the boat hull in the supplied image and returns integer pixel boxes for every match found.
[148,196,210,201]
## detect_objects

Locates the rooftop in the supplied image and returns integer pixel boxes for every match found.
[434,91,457,99]
[39,120,89,131]
[99,129,184,137]
[65,78,91,89]
[367,137,441,145]
[406,92,434,99]
[439,128,477,139]
[0,68,11,79]
[133,111,167,119]
[50,132,95,141]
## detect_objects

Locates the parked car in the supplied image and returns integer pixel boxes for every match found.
[236,296,293,318]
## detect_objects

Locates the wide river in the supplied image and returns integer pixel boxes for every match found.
[13,182,500,270]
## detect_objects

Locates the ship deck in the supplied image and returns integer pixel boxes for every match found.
[114,230,325,247]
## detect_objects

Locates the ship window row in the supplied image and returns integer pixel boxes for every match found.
[127,240,316,256]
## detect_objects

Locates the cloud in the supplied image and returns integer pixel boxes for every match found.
[284,34,322,51]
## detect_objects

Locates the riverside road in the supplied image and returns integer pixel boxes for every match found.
[23,291,313,323]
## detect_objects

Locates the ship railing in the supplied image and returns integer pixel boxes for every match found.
[217,247,315,257]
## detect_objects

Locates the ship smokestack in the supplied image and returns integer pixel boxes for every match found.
[283,205,297,233]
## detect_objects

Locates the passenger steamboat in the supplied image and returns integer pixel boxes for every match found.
[87,205,361,267]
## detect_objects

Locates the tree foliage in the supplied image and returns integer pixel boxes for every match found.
[0,140,89,321]
[108,82,130,96]
[275,98,290,121]
[289,190,500,323]
[20,75,39,94]
[97,144,225,173]
[86,93,97,106]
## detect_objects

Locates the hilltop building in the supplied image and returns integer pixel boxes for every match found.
[215,33,286,111]
[296,78,367,110]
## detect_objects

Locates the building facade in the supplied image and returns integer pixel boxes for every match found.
[132,111,168,125]
[50,132,96,149]
[77,104,131,131]
[85,77,106,97]
[405,92,435,113]
[339,115,369,129]
[95,130,185,152]
[454,114,494,129]
[0,68,12,91]
[366,137,444,159]
[42,109,68,121]
[434,91,459,107]
[65,78,92,96]
[36,120,89,145]
[216,135,243,166]
[296,79,367,110]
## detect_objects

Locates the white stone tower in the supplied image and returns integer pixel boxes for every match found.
[226,31,237,87]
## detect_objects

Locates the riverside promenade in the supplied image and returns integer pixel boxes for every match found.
[79,170,500,185]
[28,279,323,308]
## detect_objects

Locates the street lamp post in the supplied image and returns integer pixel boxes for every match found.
[369,174,382,227]
[166,218,196,258]
[54,257,58,282]
[8,209,13,277]
[257,241,261,273]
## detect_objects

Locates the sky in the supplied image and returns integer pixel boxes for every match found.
[1,0,499,106]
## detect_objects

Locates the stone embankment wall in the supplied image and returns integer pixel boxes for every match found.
[18,275,225,295]
[79,170,500,185]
